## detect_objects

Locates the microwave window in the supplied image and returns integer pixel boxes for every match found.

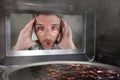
[10,13,83,51]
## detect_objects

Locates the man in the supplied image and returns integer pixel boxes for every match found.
[12,14,76,50]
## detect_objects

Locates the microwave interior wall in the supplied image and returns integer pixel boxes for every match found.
[0,0,120,67]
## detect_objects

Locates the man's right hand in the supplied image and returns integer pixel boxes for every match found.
[12,18,37,50]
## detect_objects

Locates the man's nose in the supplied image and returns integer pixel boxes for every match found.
[44,29,51,39]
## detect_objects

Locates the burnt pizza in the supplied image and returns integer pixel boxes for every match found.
[31,64,120,80]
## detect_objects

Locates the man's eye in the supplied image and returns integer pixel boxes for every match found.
[39,26,44,31]
[52,26,58,31]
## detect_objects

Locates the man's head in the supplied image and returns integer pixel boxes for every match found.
[34,14,63,49]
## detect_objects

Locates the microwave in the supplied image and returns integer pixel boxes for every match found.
[0,0,120,80]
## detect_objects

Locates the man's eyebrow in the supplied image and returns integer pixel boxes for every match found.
[51,24,60,26]
[36,24,60,27]
[36,24,43,26]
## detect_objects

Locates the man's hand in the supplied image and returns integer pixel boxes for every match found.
[58,19,76,49]
[12,18,37,50]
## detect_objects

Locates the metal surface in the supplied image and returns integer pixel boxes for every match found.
[1,0,96,61]
[0,54,89,66]
[95,0,120,66]
[0,0,120,80]
[1,61,120,80]
[0,1,6,60]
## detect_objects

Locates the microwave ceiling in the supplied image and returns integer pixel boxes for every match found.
[3,0,97,15]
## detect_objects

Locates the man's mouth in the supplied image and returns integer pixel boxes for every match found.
[43,41,53,49]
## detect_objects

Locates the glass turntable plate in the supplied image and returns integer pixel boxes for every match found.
[3,61,119,80]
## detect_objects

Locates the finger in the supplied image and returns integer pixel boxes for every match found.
[32,40,38,46]
[29,40,38,48]
[61,19,65,38]
[63,19,68,35]
[58,44,64,49]
[62,19,71,37]
[24,18,35,31]
[61,19,68,37]
[66,23,72,37]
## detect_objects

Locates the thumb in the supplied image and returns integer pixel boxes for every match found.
[30,40,39,47]
[33,40,39,45]
[58,44,63,49]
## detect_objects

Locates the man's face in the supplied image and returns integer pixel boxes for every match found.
[35,15,61,49]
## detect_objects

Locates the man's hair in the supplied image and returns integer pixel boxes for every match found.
[33,13,63,20]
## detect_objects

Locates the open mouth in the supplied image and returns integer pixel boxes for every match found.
[43,41,53,49]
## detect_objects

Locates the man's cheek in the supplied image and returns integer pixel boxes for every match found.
[36,31,44,37]
[52,33,59,40]
[36,33,43,40]
[52,31,59,36]
[39,32,44,36]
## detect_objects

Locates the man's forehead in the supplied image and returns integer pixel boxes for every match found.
[36,15,60,21]
[36,15,61,25]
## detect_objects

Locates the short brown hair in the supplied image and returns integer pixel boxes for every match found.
[33,13,63,20]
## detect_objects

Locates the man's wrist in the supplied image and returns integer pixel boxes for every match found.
[12,45,20,50]
[70,40,76,49]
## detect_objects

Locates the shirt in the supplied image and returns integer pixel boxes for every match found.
[28,44,60,50]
